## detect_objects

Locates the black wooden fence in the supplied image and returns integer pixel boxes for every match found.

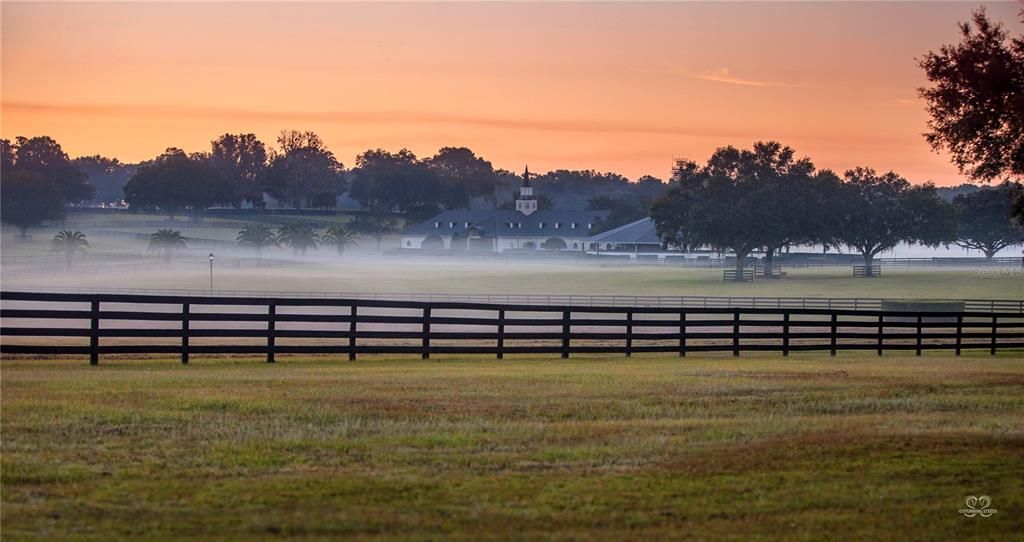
[1,291,1021,365]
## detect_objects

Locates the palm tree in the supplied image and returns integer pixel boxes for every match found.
[236,224,277,256]
[321,224,357,256]
[149,229,188,261]
[50,230,89,270]
[276,222,319,256]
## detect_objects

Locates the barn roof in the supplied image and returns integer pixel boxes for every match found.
[403,210,607,238]
[586,218,661,245]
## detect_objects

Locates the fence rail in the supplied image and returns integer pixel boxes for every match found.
[8,287,1023,313]
[1,291,1021,364]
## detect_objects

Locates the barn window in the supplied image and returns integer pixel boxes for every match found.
[554,222,561,229]
[571,223,577,229]
[539,222,545,228]
[434,222,440,228]
[517,223,522,229]
[449,222,455,228]
[464,222,470,228]
[587,222,592,229]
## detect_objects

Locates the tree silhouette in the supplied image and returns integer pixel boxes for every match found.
[322,224,358,256]
[833,168,957,275]
[124,149,234,220]
[0,171,65,237]
[919,8,1023,184]
[350,149,442,214]
[50,230,89,270]
[208,133,268,208]
[74,155,136,204]
[263,130,345,209]
[953,182,1024,259]
[426,147,496,209]
[148,229,188,261]
[236,224,277,256]
[276,222,319,256]
[652,159,762,278]
[2,136,94,203]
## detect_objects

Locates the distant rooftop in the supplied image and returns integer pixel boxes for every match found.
[587,218,661,245]
[403,209,607,238]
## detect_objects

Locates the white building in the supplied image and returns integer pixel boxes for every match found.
[401,167,606,253]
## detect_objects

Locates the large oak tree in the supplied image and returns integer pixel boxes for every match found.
[833,168,957,274]
[263,131,345,209]
[952,182,1023,259]
[123,148,234,220]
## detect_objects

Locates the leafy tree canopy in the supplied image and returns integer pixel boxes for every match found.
[2,136,93,203]
[123,148,234,219]
[208,133,268,208]
[350,149,442,214]
[952,182,1024,258]
[0,171,66,236]
[833,168,957,271]
[264,130,345,209]
[427,147,497,209]
[919,8,1024,183]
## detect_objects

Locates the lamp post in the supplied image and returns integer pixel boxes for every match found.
[208,253,214,293]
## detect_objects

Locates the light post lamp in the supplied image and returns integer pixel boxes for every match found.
[208,253,215,293]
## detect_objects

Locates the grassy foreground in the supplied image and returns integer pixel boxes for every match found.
[2,354,1023,541]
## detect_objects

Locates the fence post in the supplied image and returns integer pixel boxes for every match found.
[732,310,740,357]
[267,302,276,364]
[955,314,963,356]
[915,314,923,356]
[89,299,100,366]
[782,311,790,357]
[877,314,884,356]
[625,310,634,358]
[829,313,838,356]
[497,309,505,360]
[422,306,431,360]
[181,302,190,365]
[561,310,571,359]
[990,315,998,355]
[348,304,358,361]
[679,310,686,357]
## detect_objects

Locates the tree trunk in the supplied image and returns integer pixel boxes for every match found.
[863,253,874,277]
[763,247,775,278]
[734,254,746,281]
[983,247,996,260]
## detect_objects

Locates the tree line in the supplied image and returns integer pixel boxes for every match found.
[651,141,1022,276]
[0,131,667,230]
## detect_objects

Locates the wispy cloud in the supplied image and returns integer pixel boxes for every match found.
[685,68,786,88]
[2,100,747,139]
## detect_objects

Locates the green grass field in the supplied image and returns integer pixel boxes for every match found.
[7,260,1021,300]
[3,353,1022,540]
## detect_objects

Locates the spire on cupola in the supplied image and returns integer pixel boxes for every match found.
[515,165,537,216]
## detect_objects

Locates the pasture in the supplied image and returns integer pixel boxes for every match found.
[5,257,1022,301]
[2,354,1022,540]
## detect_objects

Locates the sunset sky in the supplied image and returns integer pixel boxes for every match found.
[3,1,1022,184]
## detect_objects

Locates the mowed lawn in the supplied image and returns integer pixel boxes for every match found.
[2,354,1023,541]
[7,262,1023,300]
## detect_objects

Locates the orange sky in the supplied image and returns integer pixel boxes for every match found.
[3,1,1022,184]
